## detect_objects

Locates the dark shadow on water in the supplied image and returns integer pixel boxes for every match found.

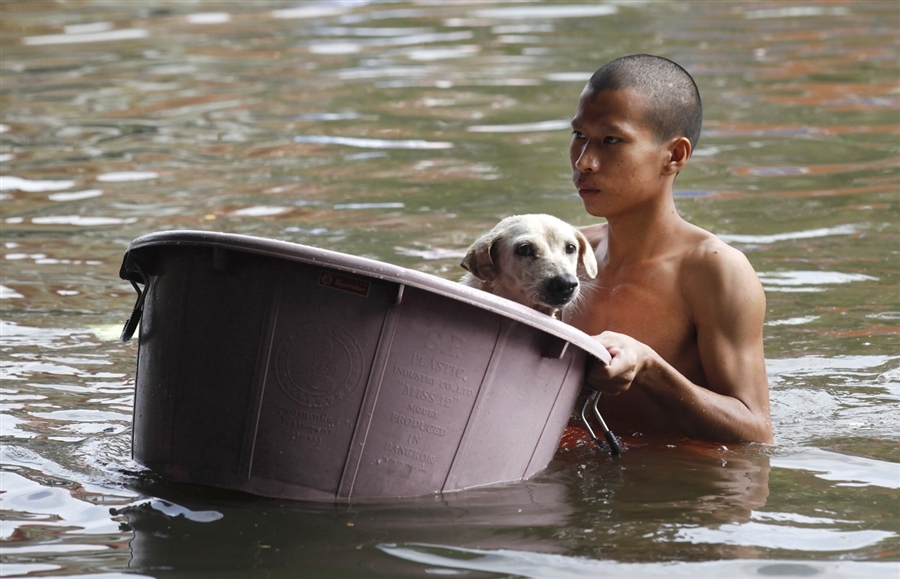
[117,474,572,578]
[550,433,772,562]
[117,437,771,577]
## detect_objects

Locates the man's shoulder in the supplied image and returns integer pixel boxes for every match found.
[679,224,765,310]
[682,224,755,275]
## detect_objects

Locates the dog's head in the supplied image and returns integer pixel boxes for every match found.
[460,214,598,315]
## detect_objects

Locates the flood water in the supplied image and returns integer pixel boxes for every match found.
[1,1,898,577]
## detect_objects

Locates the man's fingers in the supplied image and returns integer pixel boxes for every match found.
[586,360,630,396]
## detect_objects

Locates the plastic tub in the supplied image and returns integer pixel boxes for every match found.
[119,230,609,501]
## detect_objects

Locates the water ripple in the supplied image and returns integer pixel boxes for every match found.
[294,135,453,149]
[378,543,896,578]
[23,28,149,46]
[471,5,618,19]
[671,520,894,551]
[468,119,571,133]
[758,271,878,293]
[772,448,900,490]
[0,176,75,192]
[718,224,859,244]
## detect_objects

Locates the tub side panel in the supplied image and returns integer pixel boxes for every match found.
[348,288,502,499]
[133,248,272,483]
[445,328,576,491]
[524,348,586,479]
[132,261,185,470]
[249,265,393,496]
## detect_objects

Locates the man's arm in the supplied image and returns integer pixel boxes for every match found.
[586,243,773,443]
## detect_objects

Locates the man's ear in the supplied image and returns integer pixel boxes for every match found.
[460,233,500,281]
[662,136,691,176]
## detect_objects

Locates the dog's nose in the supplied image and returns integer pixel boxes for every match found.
[547,274,579,302]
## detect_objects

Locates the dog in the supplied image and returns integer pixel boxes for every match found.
[460,214,598,318]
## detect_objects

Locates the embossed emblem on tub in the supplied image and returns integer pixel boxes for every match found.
[275,323,363,407]
[318,271,370,297]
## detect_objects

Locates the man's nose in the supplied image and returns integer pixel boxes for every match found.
[574,141,599,172]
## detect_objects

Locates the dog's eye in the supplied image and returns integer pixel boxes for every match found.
[514,243,534,257]
[565,243,577,254]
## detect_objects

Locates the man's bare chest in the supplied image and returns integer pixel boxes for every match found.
[569,267,696,362]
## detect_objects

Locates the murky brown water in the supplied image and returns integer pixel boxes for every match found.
[1,1,898,578]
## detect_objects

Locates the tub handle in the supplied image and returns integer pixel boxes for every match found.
[121,261,148,343]
[580,391,621,456]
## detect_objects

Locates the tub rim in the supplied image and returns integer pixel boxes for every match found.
[119,229,610,366]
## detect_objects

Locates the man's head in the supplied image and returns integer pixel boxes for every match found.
[586,54,702,151]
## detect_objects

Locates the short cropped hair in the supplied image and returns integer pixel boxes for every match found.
[587,54,702,151]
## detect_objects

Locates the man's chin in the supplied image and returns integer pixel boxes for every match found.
[579,197,608,218]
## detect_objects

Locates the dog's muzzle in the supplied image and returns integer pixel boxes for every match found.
[543,273,580,306]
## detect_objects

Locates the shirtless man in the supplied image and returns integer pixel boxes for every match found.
[565,55,773,444]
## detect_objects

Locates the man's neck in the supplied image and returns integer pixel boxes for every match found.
[603,196,684,267]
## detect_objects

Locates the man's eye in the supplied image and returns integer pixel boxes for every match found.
[603,136,620,144]
[565,243,577,254]
[571,130,585,139]
[515,243,534,257]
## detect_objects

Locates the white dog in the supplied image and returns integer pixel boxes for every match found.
[460,214,598,318]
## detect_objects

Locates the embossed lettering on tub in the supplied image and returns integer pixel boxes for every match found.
[275,322,363,408]
[347,292,504,496]
[424,330,463,359]
[276,405,338,444]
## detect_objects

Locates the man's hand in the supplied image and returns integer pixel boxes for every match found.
[585,331,653,396]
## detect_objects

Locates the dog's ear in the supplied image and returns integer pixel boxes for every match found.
[575,230,598,279]
[460,232,500,281]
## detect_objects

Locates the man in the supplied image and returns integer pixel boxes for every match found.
[565,55,773,444]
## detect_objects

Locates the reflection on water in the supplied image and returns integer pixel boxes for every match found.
[1,0,898,577]
[378,544,897,579]
[114,479,575,577]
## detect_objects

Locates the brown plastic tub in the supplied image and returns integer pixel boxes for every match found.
[119,230,610,501]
